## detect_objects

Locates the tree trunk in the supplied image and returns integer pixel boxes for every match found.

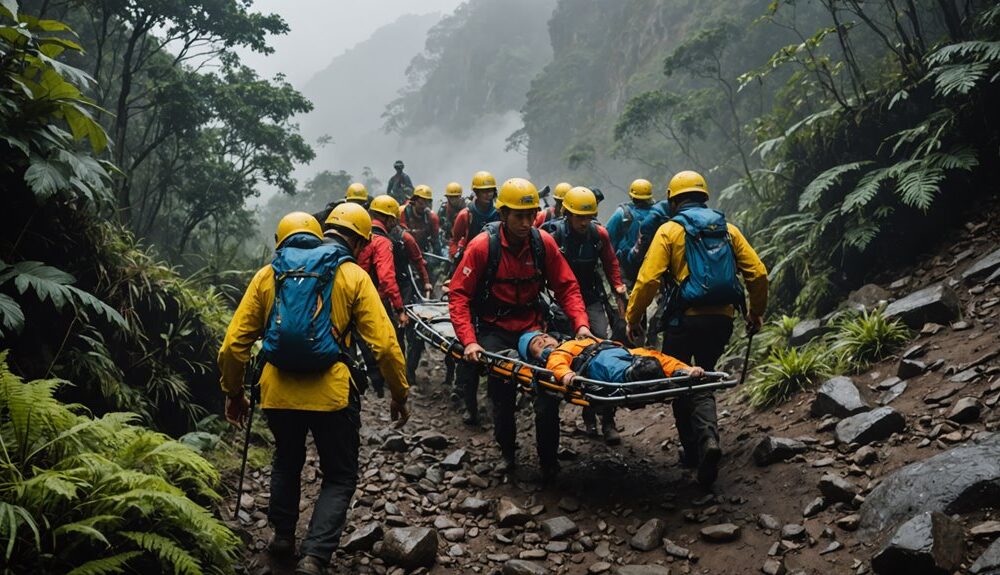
[112,21,149,227]
[936,0,964,41]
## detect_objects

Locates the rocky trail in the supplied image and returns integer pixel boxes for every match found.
[222,214,1000,575]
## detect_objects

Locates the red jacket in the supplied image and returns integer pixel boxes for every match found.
[399,202,440,252]
[533,206,557,228]
[449,208,472,258]
[356,220,403,311]
[399,226,431,287]
[448,224,589,346]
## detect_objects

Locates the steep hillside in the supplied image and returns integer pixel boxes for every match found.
[383,0,557,137]
[299,12,443,183]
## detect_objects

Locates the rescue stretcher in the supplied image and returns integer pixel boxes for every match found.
[404,302,740,408]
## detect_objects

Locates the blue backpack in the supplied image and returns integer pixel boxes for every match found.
[261,238,355,372]
[671,206,746,311]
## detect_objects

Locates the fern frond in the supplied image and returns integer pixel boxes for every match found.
[894,166,944,210]
[925,40,1000,66]
[0,293,25,337]
[925,147,979,171]
[121,531,202,575]
[840,168,891,213]
[799,161,872,210]
[65,551,142,575]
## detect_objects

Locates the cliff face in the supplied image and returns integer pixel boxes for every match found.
[384,0,557,137]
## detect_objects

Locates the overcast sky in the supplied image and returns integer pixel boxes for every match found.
[239,0,465,86]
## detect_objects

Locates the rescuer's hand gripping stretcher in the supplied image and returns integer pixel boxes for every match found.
[405,302,739,408]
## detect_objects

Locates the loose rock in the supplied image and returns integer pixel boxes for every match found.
[752,436,808,466]
[629,518,666,551]
[871,512,964,575]
[700,523,741,543]
[790,319,829,346]
[962,248,1000,284]
[884,284,962,329]
[342,521,383,552]
[441,448,467,470]
[758,514,781,531]
[541,516,579,540]
[503,559,550,575]
[835,407,905,446]
[614,566,672,575]
[457,496,492,515]
[379,527,438,568]
[662,538,690,558]
[497,497,532,527]
[819,474,860,504]
[811,377,871,418]
[971,537,1000,574]
[947,397,982,423]
[897,359,927,380]
[762,558,786,575]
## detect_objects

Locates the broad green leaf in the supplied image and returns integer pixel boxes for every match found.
[9,261,75,310]
[24,159,69,200]
[39,66,81,100]
[63,103,109,153]
[0,293,25,337]
[799,161,872,210]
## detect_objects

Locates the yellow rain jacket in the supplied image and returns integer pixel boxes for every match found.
[626,220,768,325]
[218,261,408,411]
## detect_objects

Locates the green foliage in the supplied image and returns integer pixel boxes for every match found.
[0,352,240,574]
[751,314,800,361]
[829,308,911,370]
[745,344,834,408]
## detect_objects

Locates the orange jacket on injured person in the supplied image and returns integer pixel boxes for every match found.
[518,332,703,387]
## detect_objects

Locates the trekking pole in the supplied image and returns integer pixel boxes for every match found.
[738,330,756,386]
[236,356,262,515]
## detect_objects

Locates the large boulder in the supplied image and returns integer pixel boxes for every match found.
[870,512,965,575]
[752,436,808,466]
[860,434,1000,535]
[962,248,1000,284]
[884,284,961,329]
[811,377,871,418]
[379,527,438,568]
[790,319,830,347]
[835,407,905,446]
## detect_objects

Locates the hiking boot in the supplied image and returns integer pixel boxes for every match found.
[495,455,516,474]
[584,420,599,438]
[462,410,480,426]
[602,422,622,446]
[678,446,696,469]
[295,555,326,575]
[697,438,722,487]
[449,390,461,404]
[374,386,385,399]
[267,531,295,556]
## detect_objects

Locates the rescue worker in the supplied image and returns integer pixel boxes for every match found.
[399,184,442,280]
[354,197,409,398]
[517,331,704,389]
[437,182,467,394]
[219,209,409,575]
[438,182,467,255]
[448,177,592,480]
[448,171,500,259]
[547,186,628,444]
[386,160,414,204]
[625,171,768,487]
[370,195,433,385]
[606,179,654,281]
[313,182,370,227]
[534,182,571,228]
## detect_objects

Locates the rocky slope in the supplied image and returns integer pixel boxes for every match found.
[223,202,1000,574]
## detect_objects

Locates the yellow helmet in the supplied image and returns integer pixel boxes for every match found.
[325,202,372,240]
[445,182,463,197]
[629,178,653,200]
[345,182,368,202]
[471,170,498,190]
[369,194,401,219]
[563,186,598,216]
[412,184,433,201]
[553,182,572,200]
[275,211,323,247]
[667,170,709,199]
[495,178,539,210]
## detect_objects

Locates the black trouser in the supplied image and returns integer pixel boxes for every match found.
[660,314,733,462]
[580,300,616,427]
[265,400,361,562]
[457,325,561,468]
[400,280,425,386]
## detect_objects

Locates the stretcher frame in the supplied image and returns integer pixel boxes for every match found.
[405,302,739,408]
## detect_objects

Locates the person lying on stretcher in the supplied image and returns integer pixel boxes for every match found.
[517,331,704,390]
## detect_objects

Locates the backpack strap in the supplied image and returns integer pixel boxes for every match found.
[619,203,632,225]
